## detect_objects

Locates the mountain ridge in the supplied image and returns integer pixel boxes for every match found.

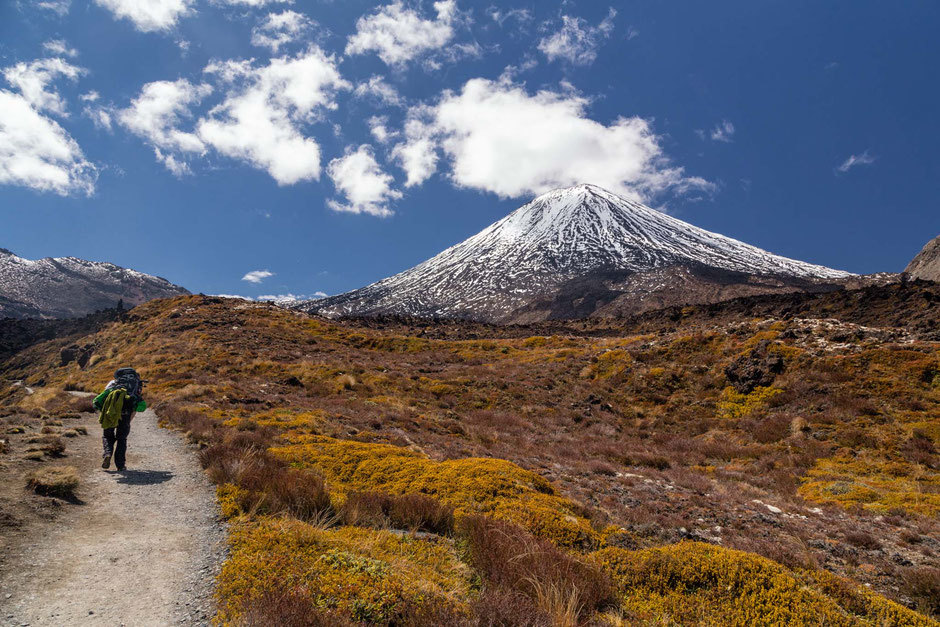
[302,184,853,323]
[0,248,189,319]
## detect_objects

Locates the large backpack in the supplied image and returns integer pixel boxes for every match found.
[111,367,142,400]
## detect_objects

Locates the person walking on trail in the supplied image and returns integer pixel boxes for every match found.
[93,367,147,471]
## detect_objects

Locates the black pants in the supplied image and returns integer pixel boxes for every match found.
[102,416,132,468]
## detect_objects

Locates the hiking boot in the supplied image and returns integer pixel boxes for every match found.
[101,455,111,469]
[116,466,126,471]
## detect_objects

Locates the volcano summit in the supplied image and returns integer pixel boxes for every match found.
[303,185,852,323]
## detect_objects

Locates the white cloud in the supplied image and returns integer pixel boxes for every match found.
[94,0,194,32]
[198,48,349,185]
[394,78,711,202]
[36,0,70,15]
[79,91,100,102]
[488,7,532,26]
[538,8,616,66]
[353,75,403,107]
[0,89,96,196]
[118,79,212,175]
[710,119,735,143]
[216,0,292,6]
[368,115,398,144]
[327,145,402,217]
[42,39,77,57]
[251,10,313,53]
[836,150,875,173]
[345,0,459,67]
[391,114,438,187]
[83,105,113,130]
[242,269,274,283]
[3,57,85,116]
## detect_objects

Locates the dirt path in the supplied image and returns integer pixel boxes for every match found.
[0,406,225,626]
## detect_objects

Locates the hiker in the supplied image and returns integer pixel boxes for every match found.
[93,368,147,471]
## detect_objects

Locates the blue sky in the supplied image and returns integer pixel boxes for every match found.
[1,0,938,300]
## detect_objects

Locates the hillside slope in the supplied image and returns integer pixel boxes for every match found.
[304,185,852,323]
[0,248,188,319]
[2,294,937,624]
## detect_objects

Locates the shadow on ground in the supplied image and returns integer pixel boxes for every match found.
[112,470,174,486]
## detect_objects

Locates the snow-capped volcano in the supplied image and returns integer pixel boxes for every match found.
[0,248,189,319]
[302,185,853,323]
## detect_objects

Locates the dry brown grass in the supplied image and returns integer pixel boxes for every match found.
[26,466,79,498]
[459,515,614,624]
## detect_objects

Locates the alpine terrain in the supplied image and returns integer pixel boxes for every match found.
[0,248,188,319]
[906,235,940,282]
[303,185,853,323]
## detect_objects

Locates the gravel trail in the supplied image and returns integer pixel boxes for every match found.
[0,407,225,626]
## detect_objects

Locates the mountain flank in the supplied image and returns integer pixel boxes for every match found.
[302,185,853,323]
[0,248,188,319]
[906,235,940,282]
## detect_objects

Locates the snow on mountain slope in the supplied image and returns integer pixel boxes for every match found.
[0,248,189,319]
[303,185,853,322]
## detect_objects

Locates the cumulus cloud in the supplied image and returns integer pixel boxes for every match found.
[327,145,402,217]
[393,78,711,202]
[391,114,438,187]
[710,119,735,142]
[353,75,403,107]
[251,10,313,53]
[368,115,398,144]
[42,39,77,57]
[241,269,274,283]
[3,57,85,115]
[118,79,212,176]
[836,150,875,173]
[345,0,460,67]
[94,0,194,32]
[0,90,96,196]
[198,48,349,185]
[538,8,616,66]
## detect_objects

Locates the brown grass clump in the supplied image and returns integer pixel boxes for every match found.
[200,432,331,523]
[459,515,614,624]
[901,567,940,618]
[238,587,356,626]
[26,466,79,498]
[340,491,455,535]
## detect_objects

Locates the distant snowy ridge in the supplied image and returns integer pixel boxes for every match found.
[0,248,188,319]
[301,184,852,323]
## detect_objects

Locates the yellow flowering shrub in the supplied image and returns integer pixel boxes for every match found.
[592,542,935,626]
[799,456,940,516]
[270,435,601,549]
[216,518,472,625]
[717,386,783,419]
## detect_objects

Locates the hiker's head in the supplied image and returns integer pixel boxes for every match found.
[114,367,139,379]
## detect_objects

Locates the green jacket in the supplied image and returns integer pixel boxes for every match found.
[98,389,126,429]
[94,389,147,430]
[93,389,147,413]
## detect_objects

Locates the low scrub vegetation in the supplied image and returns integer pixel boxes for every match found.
[2,294,938,623]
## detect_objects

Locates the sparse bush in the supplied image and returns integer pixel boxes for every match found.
[459,515,614,623]
[340,491,455,535]
[238,587,356,626]
[901,566,940,618]
[26,466,79,498]
[845,531,881,550]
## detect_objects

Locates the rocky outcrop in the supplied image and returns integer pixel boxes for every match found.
[905,235,940,282]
